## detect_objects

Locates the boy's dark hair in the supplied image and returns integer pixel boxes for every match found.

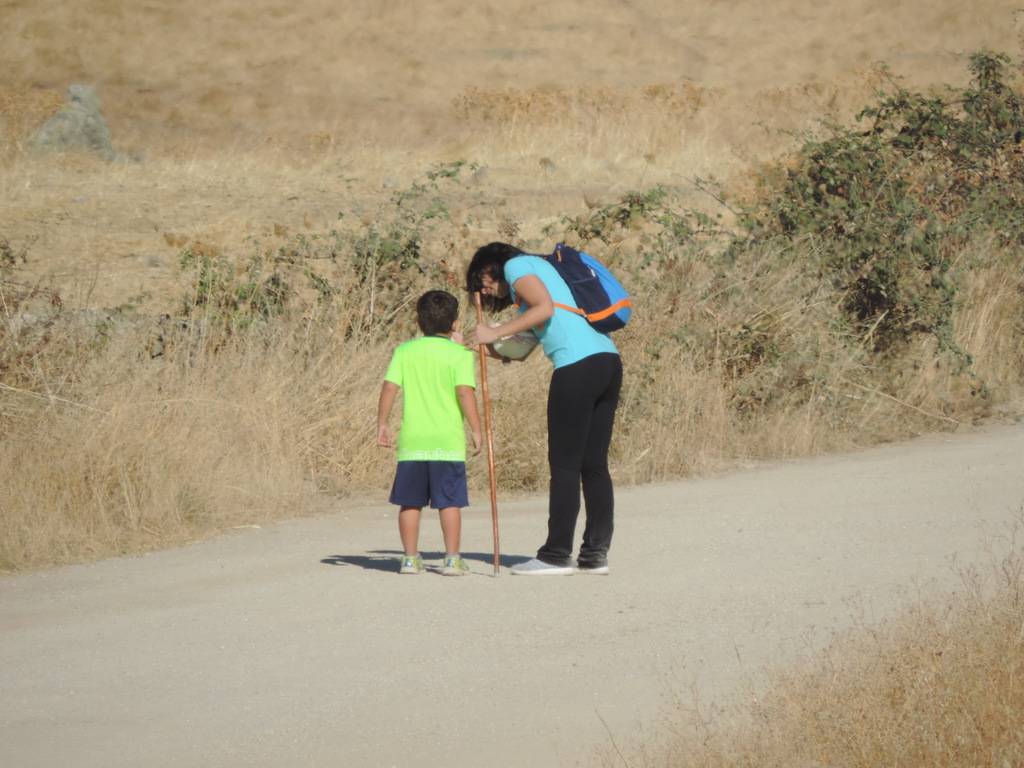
[465,242,524,312]
[416,290,460,335]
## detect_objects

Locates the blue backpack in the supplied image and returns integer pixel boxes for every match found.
[541,243,632,333]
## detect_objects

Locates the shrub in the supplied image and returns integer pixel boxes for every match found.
[744,51,1024,361]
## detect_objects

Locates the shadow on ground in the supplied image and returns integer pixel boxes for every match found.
[320,550,532,573]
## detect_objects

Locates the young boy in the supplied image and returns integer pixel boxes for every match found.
[376,290,483,576]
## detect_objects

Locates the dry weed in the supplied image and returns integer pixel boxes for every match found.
[0,304,398,572]
[3,192,1023,573]
[0,84,63,161]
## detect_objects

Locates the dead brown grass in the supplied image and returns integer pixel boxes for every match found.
[0,83,63,161]
[2,1,1024,573]
[3,0,1020,310]
[4,166,1024,572]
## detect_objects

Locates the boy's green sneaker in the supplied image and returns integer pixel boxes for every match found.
[399,555,424,574]
[442,556,470,577]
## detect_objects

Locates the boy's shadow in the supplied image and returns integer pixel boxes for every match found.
[320,550,532,572]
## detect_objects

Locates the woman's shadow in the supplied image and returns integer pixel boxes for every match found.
[320,550,531,572]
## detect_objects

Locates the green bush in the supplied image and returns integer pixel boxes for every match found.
[744,51,1024,361]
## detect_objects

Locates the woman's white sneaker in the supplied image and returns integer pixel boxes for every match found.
[509,558,576,576]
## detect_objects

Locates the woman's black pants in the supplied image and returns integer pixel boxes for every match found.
[537,352,622,567]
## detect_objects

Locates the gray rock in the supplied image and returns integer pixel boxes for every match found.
[30,84,138,162]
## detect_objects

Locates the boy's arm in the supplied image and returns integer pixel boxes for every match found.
[377,381,400,447]
[455,385,483,456]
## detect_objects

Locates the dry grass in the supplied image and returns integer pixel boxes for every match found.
[0,322,337,570]
[2,0,1024,573]
[3,0,1020,310]
[604,522,1024,768]
[4,167,1024,572]
[0,83,63,161]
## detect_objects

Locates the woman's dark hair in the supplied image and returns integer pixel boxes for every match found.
[464,242,524,312]
[416,290,460,335]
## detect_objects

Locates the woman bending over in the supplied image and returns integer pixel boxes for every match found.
[464,242,623,576]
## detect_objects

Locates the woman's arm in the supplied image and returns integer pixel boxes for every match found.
[467,273,554,347]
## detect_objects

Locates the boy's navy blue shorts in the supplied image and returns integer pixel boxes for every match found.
[389,461,469,509]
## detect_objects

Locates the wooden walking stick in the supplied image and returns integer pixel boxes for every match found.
[474,291,501,576]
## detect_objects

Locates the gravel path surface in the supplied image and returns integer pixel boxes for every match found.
[3,422,1023,767]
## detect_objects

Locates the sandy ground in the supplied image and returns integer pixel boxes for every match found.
[2,420,1023,767]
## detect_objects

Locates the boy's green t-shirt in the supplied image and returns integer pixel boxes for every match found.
[384,335,477,462]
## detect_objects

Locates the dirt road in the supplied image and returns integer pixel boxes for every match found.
[2,422,1023,767]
